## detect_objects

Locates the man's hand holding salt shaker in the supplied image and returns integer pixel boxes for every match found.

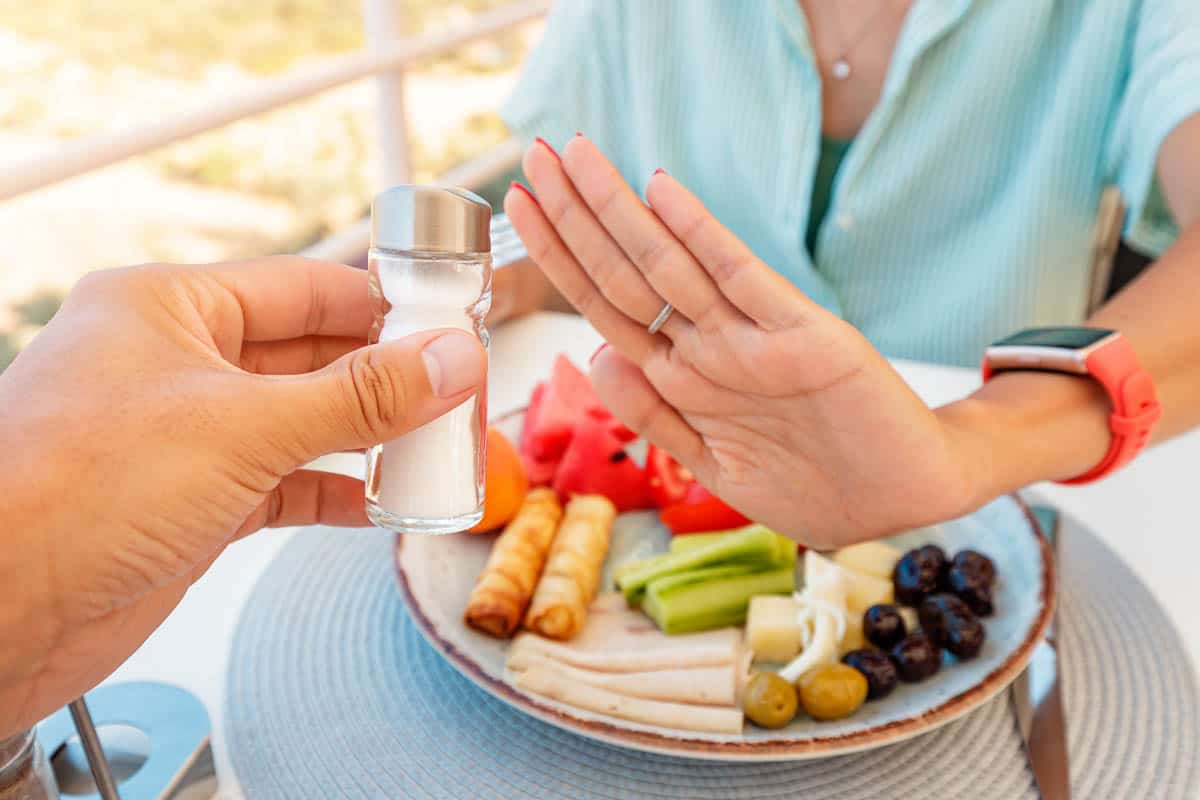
[0,256,486,739]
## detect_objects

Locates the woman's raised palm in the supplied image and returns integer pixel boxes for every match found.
[505,136,980,547]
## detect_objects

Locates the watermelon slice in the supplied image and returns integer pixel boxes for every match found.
[524,355,604,461]
[552,413,652,512]
[519,383,556,485]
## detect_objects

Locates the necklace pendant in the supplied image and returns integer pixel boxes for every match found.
[831,59,852,80]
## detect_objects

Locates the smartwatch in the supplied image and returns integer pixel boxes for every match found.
[982,326,1161,484]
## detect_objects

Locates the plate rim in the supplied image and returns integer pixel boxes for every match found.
[393,421,1056,760]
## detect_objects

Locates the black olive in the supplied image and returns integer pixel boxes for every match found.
[863,604,907,649]
[892,547,945,606]
[952,550,996,585]
[890,632,943,682]
[947,564,995,616]
[918,593,973,648]
[842,649,899,700]
[944,614,987,660]
[917,544,949,571]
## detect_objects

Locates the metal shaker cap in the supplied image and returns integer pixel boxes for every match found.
[371,185,491,254]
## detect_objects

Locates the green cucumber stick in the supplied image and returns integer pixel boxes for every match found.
[616,526,781,600]
[670,526,798,569]
[612,552,671,587]
[643,566,796,635]
[642,563,761,595]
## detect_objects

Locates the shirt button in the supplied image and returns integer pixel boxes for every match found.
[835,214,855,231]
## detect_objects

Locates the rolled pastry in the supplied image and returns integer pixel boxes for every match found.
[464,488,564,638]
[524,494,616,640]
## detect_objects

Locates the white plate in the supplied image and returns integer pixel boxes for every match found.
[395,416,1054,761]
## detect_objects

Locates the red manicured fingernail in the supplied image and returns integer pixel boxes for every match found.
[509,181,538,206]
[589,343,611,365]
[653,168,667,176]
[534,136,560,162]
[575,131,583,137]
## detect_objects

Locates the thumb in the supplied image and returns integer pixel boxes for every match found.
[274,328,487,459]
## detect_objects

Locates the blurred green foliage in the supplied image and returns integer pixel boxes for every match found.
[12,289,66,327]
[1,289,66,372]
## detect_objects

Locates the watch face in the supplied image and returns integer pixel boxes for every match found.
[991,327,1115,350]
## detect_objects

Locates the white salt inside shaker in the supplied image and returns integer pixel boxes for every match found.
[365,186,491,534]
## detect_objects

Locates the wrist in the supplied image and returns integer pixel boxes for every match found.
[935,370,1111,505]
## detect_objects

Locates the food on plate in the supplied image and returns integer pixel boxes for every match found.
[841,649,899,700]
[890,632,943,682]
[642,445,754,532]
[668,527,799,566]
[524,495,617,639]
[463,488,564,638]
[615,526,789,606]
[920,594,986,659]
[742,672,799,729]
[508,594,748,733]
[468,428,529,533]
[551,411,650,511]
[518,356,652,509]
[952,549,996,583]
[797,663,869,721]
[892,545,948,606]
[645,445,693,508]
[514,665,745,733]
[863,603,908,649]
[616,526,797,634]
[779,551,849,684]
[643,564,795,634]
[832,540,902,580]
[839,611,866,656]
[520,355,605,465]
[508,596,745,672]
[659,483,751,534]
[746,595,802,662]
[943,611,986,659]
[916,593,971,644]
[804,550,893,614]
[511,651,741,706]
[946,561,995,616]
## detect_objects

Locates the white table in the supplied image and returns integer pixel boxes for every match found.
[100,312,1200,798]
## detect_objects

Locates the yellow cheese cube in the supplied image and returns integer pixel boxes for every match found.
[746,595,802,663]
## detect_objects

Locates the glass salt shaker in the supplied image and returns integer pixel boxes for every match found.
[0,729,58,800]
[365,185,491,535]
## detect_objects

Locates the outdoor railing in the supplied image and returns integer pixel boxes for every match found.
[0,0,550,264]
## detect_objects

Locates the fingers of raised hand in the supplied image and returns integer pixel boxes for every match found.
[560,137,743,334]
[590,346,713,478]
[645,173,824,332]
[504,176,661,365]
[523,138,668,327]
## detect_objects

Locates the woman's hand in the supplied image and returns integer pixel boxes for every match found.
[504,137,984,548]
[0,257,485,737]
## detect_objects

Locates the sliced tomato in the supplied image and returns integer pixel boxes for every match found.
[645,445,694,508]
[660,485,751,534]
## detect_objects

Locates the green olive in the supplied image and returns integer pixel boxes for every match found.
[741,672,799,729]
[798,663,869,721]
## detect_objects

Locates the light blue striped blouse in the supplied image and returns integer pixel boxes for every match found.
[503,0,1200,366]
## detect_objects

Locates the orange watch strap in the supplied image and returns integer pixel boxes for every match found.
[981,333,1161,484]
[1057,336,1161,484]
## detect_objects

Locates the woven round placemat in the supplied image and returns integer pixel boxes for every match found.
[225,519,1198,799]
